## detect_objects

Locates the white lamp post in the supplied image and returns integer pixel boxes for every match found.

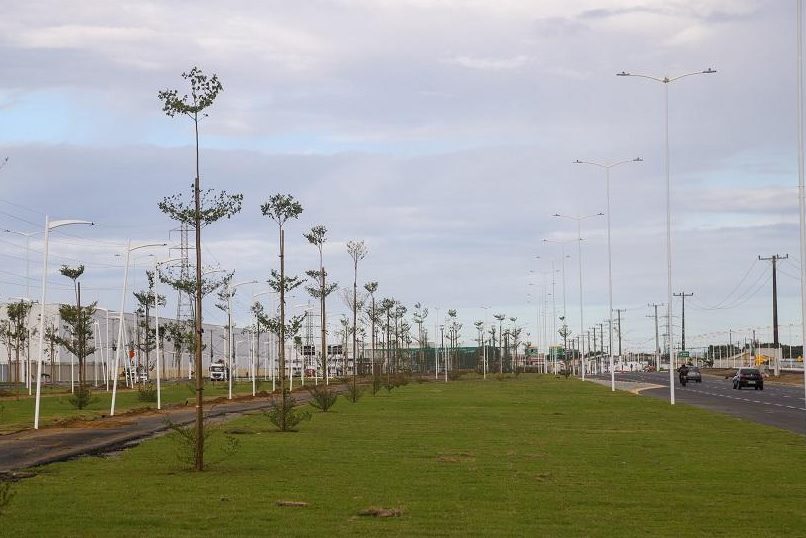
[574,157,642,391]
[110,241,166,416]
[616,67,716,403]
[797,0,806,416]
[226,279,258,399]
[153,257,182,409]
[33,217,94,429]
[553,212,604,381]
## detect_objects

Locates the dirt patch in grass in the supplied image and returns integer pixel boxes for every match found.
[436,452,475,463]
[358,506,403,518]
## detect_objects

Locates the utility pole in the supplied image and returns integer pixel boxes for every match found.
[615,308,626,358]
[759,254,788,376]
[673,292,694,351]
[648,303,663,371]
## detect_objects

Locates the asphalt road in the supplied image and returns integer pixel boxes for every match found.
[593,371,806,436]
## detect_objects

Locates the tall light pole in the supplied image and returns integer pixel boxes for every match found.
[617,67,716,404]
[33,217,94,429]
[797,0,806,415]
[110,241,166,417]
[574,157,642,391]
[480,305,490,380]
[224,279,257,400]
[3,229,41,298]
[153,257,182,410]
[553,212,604,380]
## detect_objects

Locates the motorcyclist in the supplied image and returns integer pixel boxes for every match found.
[677,362,690,385]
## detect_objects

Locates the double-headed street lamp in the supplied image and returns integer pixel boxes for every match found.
[617,67,716,404]
[574,157,641,391]
[110,241,167,416]
[34,217,94,429]
[553,212,604,380]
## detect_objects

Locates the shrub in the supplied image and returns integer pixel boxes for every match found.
[372,374,382,396]
[307,384,338,412]
[164,417,240,470]
[68,387,95,409]
[265,392,311,432]
[447,370,464,381]
[344,382,362,404]
[137,382,158,402]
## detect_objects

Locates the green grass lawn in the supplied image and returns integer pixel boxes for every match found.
[2,375,805,536]
[0,379,275,432]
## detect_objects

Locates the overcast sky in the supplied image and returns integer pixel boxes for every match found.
[0,0,803,352]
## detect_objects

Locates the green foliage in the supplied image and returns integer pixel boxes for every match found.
[137,382,158,403]
[303,224,327,248]
[158,66,223,118]
[55,302,97,360]
[344,381,362,404]
[265,392,311,432]
[304,269,338,299]
[67,387,95,410]
[260,193,303,227]
[159,188,243,228]
[59,264,85,281]
[267,268,303,295]
[372,372,382,396]
[164,417,240,470]
[307,384,338,412]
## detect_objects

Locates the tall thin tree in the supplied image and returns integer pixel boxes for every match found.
[261,194,303,403]
[304,225,338,384]
[158,66,242,471]
[346,240,368,391]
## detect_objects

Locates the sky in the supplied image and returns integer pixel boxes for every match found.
[0,0,804,353]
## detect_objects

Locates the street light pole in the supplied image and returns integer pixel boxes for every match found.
[225,280,258,400]
[797,0,806,415]
[153,257,183,409]
[574,157,642,390]
[33,217,94,429]
[110,241,166,417]
[553,212,604,380]
[617,67,716,404]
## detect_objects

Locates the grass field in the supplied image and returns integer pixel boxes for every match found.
[1,375,805,536]
[0,379,275,432]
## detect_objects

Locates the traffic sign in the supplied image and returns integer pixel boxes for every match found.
[678,351,690,358]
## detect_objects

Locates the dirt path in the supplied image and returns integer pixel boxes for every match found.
[0,386,344,473]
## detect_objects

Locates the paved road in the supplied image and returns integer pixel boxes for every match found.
[591,371,806,435]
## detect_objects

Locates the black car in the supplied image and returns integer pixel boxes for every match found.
[685,366,702,383]
[732,367,764,390]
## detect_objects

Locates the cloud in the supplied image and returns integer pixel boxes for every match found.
[445,55,530,71]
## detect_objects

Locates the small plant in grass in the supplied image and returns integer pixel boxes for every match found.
[447,370,464,381]
[0,481,14,516]
[392,373,410,387]
[372,372,382,395]
[137,382,158,402]
[68,387,96,409]
[307,384,338,412]
[265,392,311,432]
[344,382,362,403]
[164,416,240,470]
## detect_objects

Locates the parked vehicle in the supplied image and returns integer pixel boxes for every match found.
[208,360,229,381]
[685,366,702,383]
[732,367,764,390]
